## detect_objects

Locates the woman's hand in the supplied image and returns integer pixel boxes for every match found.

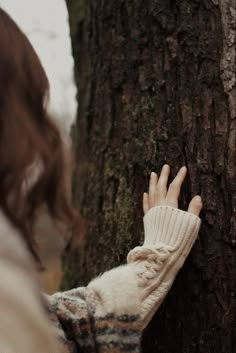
[143,165,202,217]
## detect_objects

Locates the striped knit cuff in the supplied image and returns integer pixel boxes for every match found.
[143,206,201,250]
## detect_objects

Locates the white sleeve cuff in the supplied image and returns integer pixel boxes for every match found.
[143,206,201,249]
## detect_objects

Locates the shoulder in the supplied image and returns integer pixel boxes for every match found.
[0,209,36,271]
[0,209,59,353]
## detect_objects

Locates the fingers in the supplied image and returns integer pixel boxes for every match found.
[166,166,187,204]
[143,192,149,214]
[149,172,158,206]
[156,164,170,199]
[188,196,202,216]
[144,165,203,216]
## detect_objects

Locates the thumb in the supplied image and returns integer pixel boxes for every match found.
[187,196,203,216]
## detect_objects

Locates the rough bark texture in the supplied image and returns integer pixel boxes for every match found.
[64,0,236,352]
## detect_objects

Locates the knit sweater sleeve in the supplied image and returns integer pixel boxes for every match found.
[88,206,201,328]
[127,205,201,325]
[47,205,200,351]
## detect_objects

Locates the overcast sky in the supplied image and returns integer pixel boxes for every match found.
[0,0,77,132]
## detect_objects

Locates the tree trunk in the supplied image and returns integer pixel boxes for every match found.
[64,0,236,352]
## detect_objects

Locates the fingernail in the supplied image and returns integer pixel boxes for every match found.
[151,171,156,177]
[195,196,202,202]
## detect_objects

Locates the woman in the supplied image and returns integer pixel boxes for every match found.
[0,8,202,353]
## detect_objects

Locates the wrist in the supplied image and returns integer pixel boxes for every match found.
[143,205,201,249]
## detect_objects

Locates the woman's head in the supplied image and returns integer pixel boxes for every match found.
[0,8,74,259]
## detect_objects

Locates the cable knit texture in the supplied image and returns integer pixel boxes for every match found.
[127,206,201,325]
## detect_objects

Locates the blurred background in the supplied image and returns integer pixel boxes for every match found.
[0,0,77,133]
[0,0,78,292]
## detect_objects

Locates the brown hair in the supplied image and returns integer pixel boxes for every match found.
[0,8,75,261]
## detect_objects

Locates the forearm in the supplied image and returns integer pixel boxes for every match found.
[128,205,201,325]
[87,206,200,328]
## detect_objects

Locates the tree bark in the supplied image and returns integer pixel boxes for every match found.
[64,0,236,352]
